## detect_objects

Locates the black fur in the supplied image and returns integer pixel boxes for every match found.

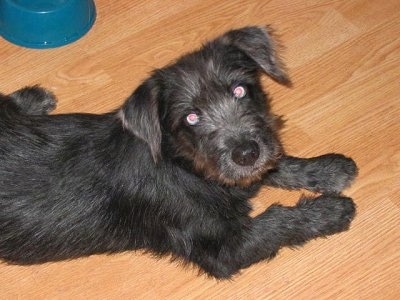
[0,26,357,279]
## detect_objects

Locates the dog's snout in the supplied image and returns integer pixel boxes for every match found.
[231,140,260,166]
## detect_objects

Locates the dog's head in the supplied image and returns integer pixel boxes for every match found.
[119,26,290,186]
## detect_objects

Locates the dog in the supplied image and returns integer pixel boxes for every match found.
[0,26,357,279]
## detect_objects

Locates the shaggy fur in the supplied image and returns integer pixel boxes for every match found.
[0,26,357,279]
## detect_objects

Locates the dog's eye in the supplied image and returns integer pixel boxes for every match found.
[186,113,199,126]
[232,85,246,99]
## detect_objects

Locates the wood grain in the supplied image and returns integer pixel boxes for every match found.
[0,0,399,299]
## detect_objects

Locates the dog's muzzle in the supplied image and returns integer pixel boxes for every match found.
[231,140,260,166]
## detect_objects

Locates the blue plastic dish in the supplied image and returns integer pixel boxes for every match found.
[0,0,96,49]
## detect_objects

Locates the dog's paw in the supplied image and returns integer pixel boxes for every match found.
[9,85,57,115]
[297,195,356,236]
[305,154,358,194]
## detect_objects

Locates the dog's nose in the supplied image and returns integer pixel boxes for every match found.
[232,140,260,166]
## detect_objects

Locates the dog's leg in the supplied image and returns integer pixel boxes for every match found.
[237,194,355,269]
[3,86,57,115]
[195,194,355,278]
[263,154,358,194]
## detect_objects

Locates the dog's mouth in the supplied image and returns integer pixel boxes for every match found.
[221,136,283,186]
[192,139,281,187]
[222,155,278,187]
[231,167,274,187]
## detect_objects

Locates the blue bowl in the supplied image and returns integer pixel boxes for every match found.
[0,0,96,49]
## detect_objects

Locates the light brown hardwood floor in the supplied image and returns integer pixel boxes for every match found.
[0,0,399,299]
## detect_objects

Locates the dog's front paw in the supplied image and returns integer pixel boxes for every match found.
[305,154,358,194]
[297,195,356,236]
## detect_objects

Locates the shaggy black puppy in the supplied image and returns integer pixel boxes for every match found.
[0,26,357,279]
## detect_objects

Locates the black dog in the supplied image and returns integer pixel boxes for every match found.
[0,26,357,279]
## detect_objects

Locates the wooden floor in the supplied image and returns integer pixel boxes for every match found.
[0,0,399,299]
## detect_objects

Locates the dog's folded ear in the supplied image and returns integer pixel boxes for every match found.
[118,78,162,163]
[219,26,291,85]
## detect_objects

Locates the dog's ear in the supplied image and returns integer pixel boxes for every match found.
[219,26,291,85]
[118,77,162,163]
